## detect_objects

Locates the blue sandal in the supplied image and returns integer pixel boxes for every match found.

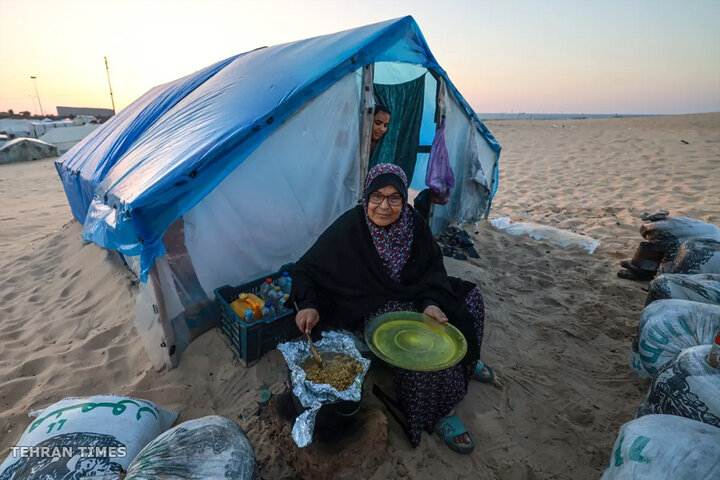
[474,361,495,383]
[435,414,475,454]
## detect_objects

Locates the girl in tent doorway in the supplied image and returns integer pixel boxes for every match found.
[289,163,495,454]
[369,104,390,159]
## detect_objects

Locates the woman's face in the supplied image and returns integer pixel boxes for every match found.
[372,111,390,141]
[367,184,403,227]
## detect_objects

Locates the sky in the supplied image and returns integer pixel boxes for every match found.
[0,0,719,115]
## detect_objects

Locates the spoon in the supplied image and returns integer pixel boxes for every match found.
[295,301,323,368]
[306,332,323,369]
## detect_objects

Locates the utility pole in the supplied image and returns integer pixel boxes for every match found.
[104,56,116,115]
[29,76,44,116]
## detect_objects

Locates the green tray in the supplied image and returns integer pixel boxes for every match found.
[365,311,467,372]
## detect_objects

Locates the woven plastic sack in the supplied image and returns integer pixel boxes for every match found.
[601,414,720,480]
[630,299,720,377]
[646,273,720,306]
[637,345,720,427]
[0,395,177,480]
[669,238,720,274]
[425,116,454,205]
[640,217,720,271]
[122,416,258,480]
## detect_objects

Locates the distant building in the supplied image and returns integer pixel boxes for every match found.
[57,106,114,122]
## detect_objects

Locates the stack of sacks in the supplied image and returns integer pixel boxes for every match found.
[646,273,720,306]
[0,396,258,480]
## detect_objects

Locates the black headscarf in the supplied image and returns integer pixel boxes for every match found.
[289,165,479,365]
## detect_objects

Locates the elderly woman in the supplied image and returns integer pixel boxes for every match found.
[289,163,492,454]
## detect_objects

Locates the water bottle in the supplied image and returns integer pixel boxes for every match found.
[262,301,276,318]
[278,271,292,294]
[244,309,255,323]
[259,278,274,298]
[268,286,283,309]
[278,294,290,312]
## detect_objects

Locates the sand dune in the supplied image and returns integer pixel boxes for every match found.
[1,113,718,479]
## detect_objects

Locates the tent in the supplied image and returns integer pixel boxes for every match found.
[40,124,100,154]
[0,137,58,164]
[55,16,501,369]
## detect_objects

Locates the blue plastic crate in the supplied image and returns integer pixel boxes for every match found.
[215,263,298,363]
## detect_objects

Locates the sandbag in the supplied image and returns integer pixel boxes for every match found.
[0,395,177,480]
[640,217,720,271]
[637,345,720,427]
[630,299,720,377]
[601,414,720,480]
[124,416,258,480]
[669,238,720,274]
[646,273,720,306]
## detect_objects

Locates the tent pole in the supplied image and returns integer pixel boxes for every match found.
[358,63,375,198]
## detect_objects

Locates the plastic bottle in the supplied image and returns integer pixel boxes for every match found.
[708,333,720,369]
[259,278,274,298]
[244,310,255,323]
[278,271,292,294]
[277,294,290,312]
[262,301,276,318]
[268,286,283,309]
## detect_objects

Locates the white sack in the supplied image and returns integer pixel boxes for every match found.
[601,414,720,480]
[630,299,720,377]
[669,238,720,274]
[0,395,177,479]
[640,217,720,271]
[124,416,258,480]
[646,273,720,306]
[637,345,720,428]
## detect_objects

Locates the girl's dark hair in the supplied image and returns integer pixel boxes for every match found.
[374,104,391,116]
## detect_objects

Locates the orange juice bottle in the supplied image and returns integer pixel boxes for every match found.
[230,293,265,319]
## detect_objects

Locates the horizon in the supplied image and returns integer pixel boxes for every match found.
[1,0,719,116]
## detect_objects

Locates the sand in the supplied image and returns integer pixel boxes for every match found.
[1,113,718,479]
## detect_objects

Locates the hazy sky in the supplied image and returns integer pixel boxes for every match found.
[1,0,718,115]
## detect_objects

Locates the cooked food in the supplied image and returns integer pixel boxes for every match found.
[301,352,362,391]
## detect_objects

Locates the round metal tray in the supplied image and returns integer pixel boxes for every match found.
[365,311,467,372]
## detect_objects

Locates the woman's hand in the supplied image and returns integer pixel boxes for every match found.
[295,308,320,334]
[423,305,448,323]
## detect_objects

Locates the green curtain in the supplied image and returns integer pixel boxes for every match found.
[371,74,425,184]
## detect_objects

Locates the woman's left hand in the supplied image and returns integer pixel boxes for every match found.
[423,305,448,323]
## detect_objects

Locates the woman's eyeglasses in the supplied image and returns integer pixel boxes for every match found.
[368,192,403,207]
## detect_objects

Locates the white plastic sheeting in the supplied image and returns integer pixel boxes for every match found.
[490,216,600,253]
[183,71,362,297]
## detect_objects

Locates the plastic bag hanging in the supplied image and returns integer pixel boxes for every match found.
[425,116,454,205]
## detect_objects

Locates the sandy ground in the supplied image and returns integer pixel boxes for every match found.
[1,113,718,479]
